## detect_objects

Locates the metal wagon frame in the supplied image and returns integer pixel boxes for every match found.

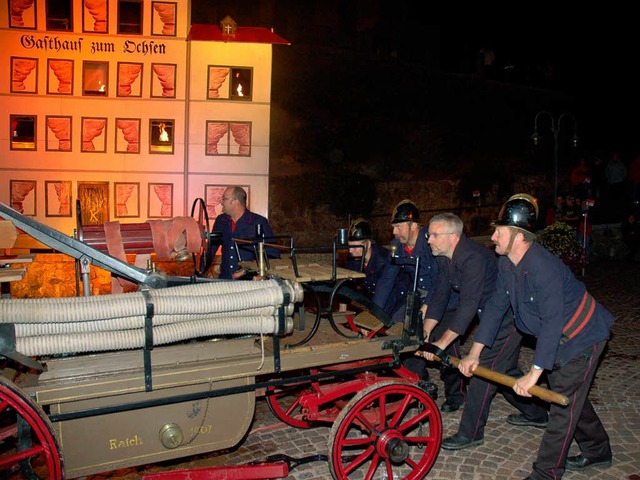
[0,202,442,480]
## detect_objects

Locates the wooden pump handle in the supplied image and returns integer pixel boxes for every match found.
[447,356,569,406]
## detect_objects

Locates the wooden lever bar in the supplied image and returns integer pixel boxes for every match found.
[446,356,569,406]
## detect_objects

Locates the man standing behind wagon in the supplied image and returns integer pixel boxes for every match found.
[212,186,279,279]
[458,194,613,479]
[420,213,548,445]
[374,199,439,384]
[345,218,411,320]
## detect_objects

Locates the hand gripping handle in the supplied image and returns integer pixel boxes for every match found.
[418,343,569,406]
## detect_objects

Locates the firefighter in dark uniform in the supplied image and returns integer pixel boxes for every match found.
[375,200,439,384]
[420,212,548,444]
[345,218,411,319]
[212,186,280,279]
[459,194,614,480]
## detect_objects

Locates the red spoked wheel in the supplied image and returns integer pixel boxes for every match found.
[266,369,345,429]
[328,380,441,480]
[190,197,212,276]
[0,376,63,480]
[266,371,319,429]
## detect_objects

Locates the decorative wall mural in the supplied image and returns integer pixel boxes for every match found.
[45,180,72,217]
[81,117,107,152]
[152,2,176,36]
[9,0,36,29]
[206,122,228,155]
[206,121,251,155]
[10,180,36,216]
[117,62,142,97]
[83,0,108,33]
[230,122,251,155]
[47,59,73,94]
[115,118,140,153]
[46,116,72,151]
[114,182,139,218]
[11,57,37,93]
[204,184,249,221]
[151,63,176,98]
[78,182,109,224]
[207,67,229,99]
[148,183,173,218]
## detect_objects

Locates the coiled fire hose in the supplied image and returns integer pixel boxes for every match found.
[0,279,303,357]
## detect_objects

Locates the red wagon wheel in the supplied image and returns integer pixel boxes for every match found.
[266,376,319,429]
[328,380,441,480]
[0,376,63,480]
[190,197,212,276]
[265,369,343,429]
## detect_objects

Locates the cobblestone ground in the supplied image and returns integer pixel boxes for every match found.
[89,259,640,480]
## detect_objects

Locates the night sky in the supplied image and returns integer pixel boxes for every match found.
[439,26,638,155]
[188,3,639,160]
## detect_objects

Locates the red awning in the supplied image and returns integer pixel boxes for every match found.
[188,24,290,45]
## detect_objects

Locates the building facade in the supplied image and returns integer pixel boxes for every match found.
[0,0,287,236]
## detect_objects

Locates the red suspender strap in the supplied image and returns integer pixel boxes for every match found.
[562,291,596,342]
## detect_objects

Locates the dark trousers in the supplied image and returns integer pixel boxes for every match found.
[457,311,548,440]
[431,309,467,407]
[530,340,611,480]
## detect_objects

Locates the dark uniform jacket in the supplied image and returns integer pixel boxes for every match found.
[375,226,438,308]
[474,241,614,369]
[212,209,280,279]
[346,242,411,316]
[428,233,498,335]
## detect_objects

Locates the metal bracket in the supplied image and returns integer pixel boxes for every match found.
[141,288,155,391]
[0,324,44,372]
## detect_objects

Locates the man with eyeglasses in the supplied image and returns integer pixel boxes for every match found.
[212,186,279,279]
[420,212,548,449]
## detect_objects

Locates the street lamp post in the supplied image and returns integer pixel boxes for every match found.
[531,111,579,201]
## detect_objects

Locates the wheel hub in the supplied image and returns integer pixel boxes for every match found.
[377,430,410,463]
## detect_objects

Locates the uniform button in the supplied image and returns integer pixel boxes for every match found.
[530,297,534,301]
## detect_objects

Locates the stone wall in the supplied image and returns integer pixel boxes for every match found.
[268,174,547,247]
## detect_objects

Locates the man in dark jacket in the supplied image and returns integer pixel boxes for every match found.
[459,194,614,479]
[376,199,439,320]
[422,212,547,444]
[345,218,410,320]
[212,186,280,279]
[373,200,440,385]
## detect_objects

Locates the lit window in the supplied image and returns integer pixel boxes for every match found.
[83,61,109,96]
[46,0,72,31]
[207,66,253,101]
[118,0,142,34]
[10,115,37,151]
[230,67,252,101]
[149,119,174,154]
